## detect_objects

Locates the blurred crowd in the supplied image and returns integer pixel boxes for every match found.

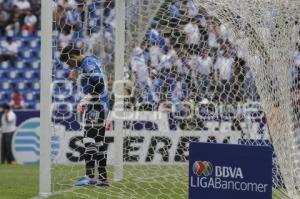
[53,0,115,66]
[130,0,259,110]
[0,0,40,37]
[0,0,39,65]
[130,0,300,113]
[0,0,40,109]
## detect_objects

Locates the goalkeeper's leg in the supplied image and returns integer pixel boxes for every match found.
[85,103,109,186]
[75,103,107,186]
[94,104,109,186]
[95,130,109,186]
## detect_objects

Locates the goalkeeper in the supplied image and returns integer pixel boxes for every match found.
[60,44,110,187]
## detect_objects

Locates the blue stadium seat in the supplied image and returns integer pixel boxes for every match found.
[25,82,33,89]
[9,71,17,79]
[24,70,34,79]
[30,39,40,49]
[1,61,9,69]
[1,81,12,91]
[21,30,30,37]
[26,102,36,109]
[32,71,40,80]
[16,61,25,69]
[22,40,30,47]
[32,50,40,58]
[31,61,40,69]
[25,93,34,101]
[19,49,32,59]
[33,82,40,91]
[0,71,8,79]
[17,81,26,90]
[34,93,40,101]
[55,69,67,79]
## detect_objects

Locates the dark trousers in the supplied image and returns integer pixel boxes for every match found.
[1,132,14,164]
[83,103,108,180]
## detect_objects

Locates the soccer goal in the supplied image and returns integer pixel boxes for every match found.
[40,0,300,198]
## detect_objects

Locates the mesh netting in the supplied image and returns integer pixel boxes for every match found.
[51,0,300,198]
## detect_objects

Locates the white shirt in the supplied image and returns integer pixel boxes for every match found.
[1,110,17,133]
[14,0,31,10]
[175,58,184,74]
[173,81,183,99]
[208,31,219,48]
[195,56,213,75]
[131,55,149,82]
[159,49,176,71]
[57,0,76,9]
[59,32,72,48]
[2,41,18,54]
[214,56,234,81]
[187,0,198,17]
[149,45,161,68]
[184,23,200,45]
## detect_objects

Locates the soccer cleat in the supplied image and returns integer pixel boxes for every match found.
[96,179,110,187]
[74,176,98,187]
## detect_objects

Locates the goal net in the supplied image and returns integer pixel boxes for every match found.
[48,0,300,198]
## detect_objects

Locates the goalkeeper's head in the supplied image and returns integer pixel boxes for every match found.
[60,44,84,68]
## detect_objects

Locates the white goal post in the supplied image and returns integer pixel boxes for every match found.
[40,0,300,198]
[39,0,52,197]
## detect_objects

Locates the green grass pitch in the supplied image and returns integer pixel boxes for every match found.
[0,164,297,199]
[0,164,187,199]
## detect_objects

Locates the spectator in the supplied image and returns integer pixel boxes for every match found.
[22,10,37,34]
[149,44,161,69]
[53,4,65,31]
[194,50,213,95]
[57,0,77,9]
[64,5,82,31]
[159,46,176,74]
[184,18,200,53]
[169,1,181,18]
[0,36,18,66]
[13,0,31,11]
[103,4,115,28]
[150,69,163,102]
[244,68,258,101]
[186,0,198,17]
[147,21,165,48]
[208,25,221,51]
[5,17,20,36]
[58,27,72,49]
[232,57,248,102]
[131,47,150,91]
[214,51,234,102]
[168,1,181,27]
[0,3,10,36]
[214,51,234,82]
[173,76,186,101]
[1,104,16,164]
[10,90,24,109]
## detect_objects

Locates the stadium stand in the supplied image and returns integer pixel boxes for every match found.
[0,0,299,112]
[0,0,40,109]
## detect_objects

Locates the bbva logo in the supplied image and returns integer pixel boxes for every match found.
[12,118,60,164]
[193,161,213,176]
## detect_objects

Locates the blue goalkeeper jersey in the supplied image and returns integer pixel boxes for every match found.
[77,56,109,111]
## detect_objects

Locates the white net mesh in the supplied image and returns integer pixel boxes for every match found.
[51,0,300,198]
